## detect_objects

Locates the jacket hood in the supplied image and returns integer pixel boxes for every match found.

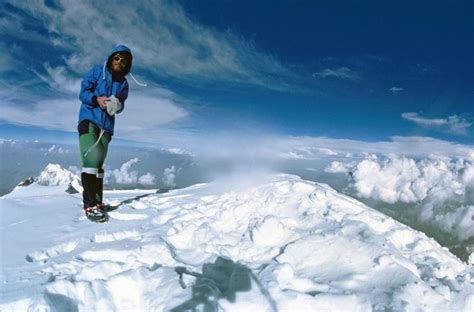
[106,45,133,76]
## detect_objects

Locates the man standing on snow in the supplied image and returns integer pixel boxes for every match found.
[77,45,133,222]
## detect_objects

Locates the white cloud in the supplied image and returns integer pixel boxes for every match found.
[34,65,81,94]
[108,158,139,184]
[44,145,70,154]
[402,112,472,135]
[433,205,474,240]
[389,86,403,93]
[138,173,155,186]
[5,0,294,90]
[271,135,474,162]
[162,166,177,188]
[0,88,188,136]
[114,92,189,135]
[161,148,195,157]
[324,161,351,173]
[349,156,474,239]
[279,147,337,160]
[317,148,338,156]
[107,158,155,185]
[462,164,474,186]
[313,67,360,80]
[1,0,299,140]
[0,43,18,72]
[351,157,467,204]
[0,98,78,131]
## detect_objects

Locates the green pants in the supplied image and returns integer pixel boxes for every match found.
[79,122,111,207]
[79,122,111,175]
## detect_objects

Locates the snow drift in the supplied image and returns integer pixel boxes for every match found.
[1,167,473,311]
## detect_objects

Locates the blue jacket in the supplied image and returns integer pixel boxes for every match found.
[78,45,132,135]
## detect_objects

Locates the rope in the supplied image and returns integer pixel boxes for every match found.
[84,129,105,158]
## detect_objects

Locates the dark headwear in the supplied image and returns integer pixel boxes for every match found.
[106,45,133,76]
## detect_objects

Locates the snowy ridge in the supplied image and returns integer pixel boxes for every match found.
[1,174,473,311]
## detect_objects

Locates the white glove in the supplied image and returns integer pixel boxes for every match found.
[105,95,122,116]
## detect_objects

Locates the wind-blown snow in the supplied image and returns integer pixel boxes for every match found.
[1,174,473,311]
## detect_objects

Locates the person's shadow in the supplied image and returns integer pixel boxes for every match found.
[171,257,277,312]
[101,188,170,212]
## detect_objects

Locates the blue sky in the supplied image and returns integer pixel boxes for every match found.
[1,0,473,147]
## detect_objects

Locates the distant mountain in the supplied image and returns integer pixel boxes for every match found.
[36,164,78,186]
[12,164,81,194]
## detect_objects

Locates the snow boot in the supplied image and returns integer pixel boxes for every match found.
[84,205,108,223]
[93,169,113,211]
[81,172,98,209]
[94,169,105,208]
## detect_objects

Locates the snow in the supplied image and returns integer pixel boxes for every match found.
[1,168,473,311]
[36,164,78,187]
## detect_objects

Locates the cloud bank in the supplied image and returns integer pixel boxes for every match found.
[349,156,474,239]
[351,157,471,204]
[106,158,155,186]
[272,135,474,161]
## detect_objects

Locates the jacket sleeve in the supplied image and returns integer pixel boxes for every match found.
[79,66,99,106]
[116,81,128,114]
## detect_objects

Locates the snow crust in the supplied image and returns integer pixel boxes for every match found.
[1,174,473,311]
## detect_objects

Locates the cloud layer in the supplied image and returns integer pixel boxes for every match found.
[3,0,294,90]
[402,112,472,135]
[0,90,188,134]
[351,157,471,204]
[313,67,360,80]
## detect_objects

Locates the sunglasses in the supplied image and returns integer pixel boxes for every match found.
[113,54,128,64]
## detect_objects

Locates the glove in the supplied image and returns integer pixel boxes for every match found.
[105,95,122,116]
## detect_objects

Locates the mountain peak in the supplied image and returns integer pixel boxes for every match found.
[36,164,78,187]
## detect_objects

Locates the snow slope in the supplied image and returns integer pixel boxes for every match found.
[1,170,473,311]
